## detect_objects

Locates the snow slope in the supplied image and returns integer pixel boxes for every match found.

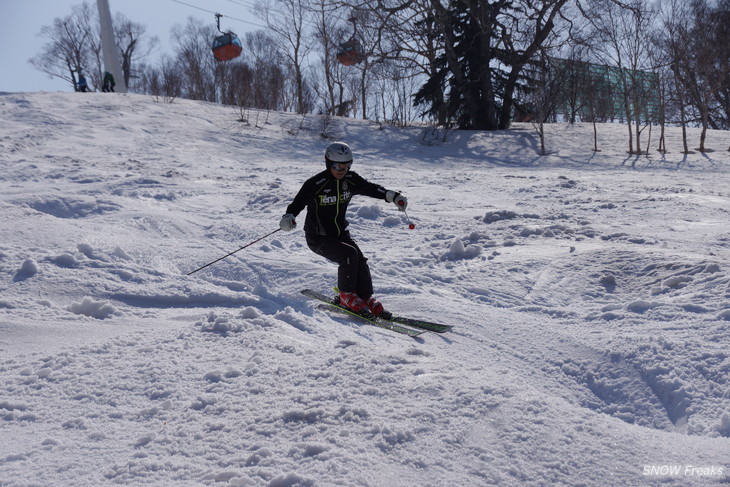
[1,92,729,487]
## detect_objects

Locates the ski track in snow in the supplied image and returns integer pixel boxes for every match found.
[0,92,729,486]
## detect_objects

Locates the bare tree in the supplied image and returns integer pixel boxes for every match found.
[657,0,696,153]
[245,31,287,110]
[584,72,611,151]
[371,0,448,124]
[673,0,730,151]
[30,3,94,90]
[170,18,217,102]
[497,0,574,129]
[79,2,105,89]
[350,8,392,120]
[649,2,681,154]
[138,55,181,102]
[552,48,594,124]
[371,60,422,126]
[522,54,564,154]
[254,0,313,114]
[582,0,659,155]
[653,67,671,154]
[114,13,159,91]
[309,0,341,115]
[31,1,159,93]
[226,63,255,121]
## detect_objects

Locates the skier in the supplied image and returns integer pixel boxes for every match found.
[76,73,89,92]
[279,142,407,318]
[102,71,115,92]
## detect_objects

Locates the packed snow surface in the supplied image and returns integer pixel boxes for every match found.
[1,92,729,486]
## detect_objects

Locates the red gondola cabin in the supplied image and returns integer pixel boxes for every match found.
[336,40,364,66]
[212,32,243,62]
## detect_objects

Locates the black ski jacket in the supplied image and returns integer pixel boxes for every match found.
[285,170,389,237]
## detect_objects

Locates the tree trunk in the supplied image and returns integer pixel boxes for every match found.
[698,104,709,151]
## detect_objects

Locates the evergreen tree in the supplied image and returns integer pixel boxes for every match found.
[413,0,570,131]
[414,1,503,130]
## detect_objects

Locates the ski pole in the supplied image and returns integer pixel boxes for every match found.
[397,199,415,230]
[187,228,281,275]
[404,209,415,230]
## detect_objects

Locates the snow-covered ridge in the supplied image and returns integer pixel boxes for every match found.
[1,92,728,486]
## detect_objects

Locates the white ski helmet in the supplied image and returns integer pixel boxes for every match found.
[325,142,353,167]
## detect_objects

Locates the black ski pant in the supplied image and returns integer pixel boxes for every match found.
[306,232,373,299]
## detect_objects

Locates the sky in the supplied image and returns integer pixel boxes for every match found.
[0,0,264,93]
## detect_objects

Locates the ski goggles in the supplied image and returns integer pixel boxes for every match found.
[330,161,352,171]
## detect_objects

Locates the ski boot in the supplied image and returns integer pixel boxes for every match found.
[366,296,392,319]
[337,291,371,317]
